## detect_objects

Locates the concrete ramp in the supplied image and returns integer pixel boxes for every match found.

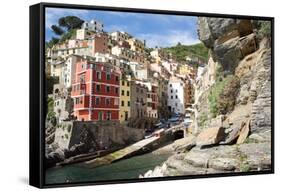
[84,136,160,168]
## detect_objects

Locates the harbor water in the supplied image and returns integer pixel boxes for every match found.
[45,152,172,184]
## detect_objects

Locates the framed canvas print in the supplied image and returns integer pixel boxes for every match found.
[29,2,274,188]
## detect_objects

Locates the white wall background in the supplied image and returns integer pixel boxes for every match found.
[0,0,279,190]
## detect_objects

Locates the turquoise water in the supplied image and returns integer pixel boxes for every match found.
[45,152,171,185]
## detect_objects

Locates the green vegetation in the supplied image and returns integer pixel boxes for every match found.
[67,124,72,133]
[256,20,271,37]
[59,29,77,43]
[46,16,84,48]
[198,112,208,127]
[51,25,64,36]
[47,97,54,112]
[58,16,84,30]
[244,137,259,144]
[47,97,56,120]
[47,111,56,120]
[208,65,240,117]
[239,153,250,172]
[164,43,208,63]
[46,37,59,49]
[46,75,59,94]
[240,163,250,172]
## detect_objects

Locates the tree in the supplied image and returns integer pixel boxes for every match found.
[51,25,64,35]
[47,16,84,48]
[58,17,67,28]
[46,75,59,95]
[46,37,59,48]
[58,16,84,30]
[59,29,76,43]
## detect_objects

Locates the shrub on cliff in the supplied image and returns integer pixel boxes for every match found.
[217,76,240,115]
[208,74,240,118]
[255,20,271,38]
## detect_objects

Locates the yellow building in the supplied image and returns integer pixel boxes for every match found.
[126,38,145,54]
[119,75,131,122]
[178,64,194,76]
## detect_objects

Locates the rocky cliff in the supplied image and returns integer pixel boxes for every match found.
[141,18,272,178]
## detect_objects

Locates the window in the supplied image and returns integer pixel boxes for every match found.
[75,98,79,104]
[122,81,125,86]
[96,97,100,105]
[127,81,130,86]
[116,76,119,82]
[128,101,130,107]
[106,111,111,120]
[106,86,110,93]
[98,111,103,120]
[171,90,173,93]
[127,91,130,96]
[80,75,85,83]
[96,84,101,92]
[97,71,101,80]
[176,95,178,99]
[114,98,119,105]
[106,98,110,105]
[106,73,111,80]
[170,84,172,87]
[171,96,173,99]
[122,90,125,96]
[115,87,119,94]
[121,101,124,106]
[82,63,86,69]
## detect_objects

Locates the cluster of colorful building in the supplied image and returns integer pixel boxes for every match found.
[47,19,203,124]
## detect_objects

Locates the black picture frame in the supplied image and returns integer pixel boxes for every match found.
[30,2,274,189]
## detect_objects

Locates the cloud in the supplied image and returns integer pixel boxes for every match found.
[137,30,199,48]
[105,11,145,19]
[45,8,91,29]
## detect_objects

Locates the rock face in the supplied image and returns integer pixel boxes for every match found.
[236,120,250,144]
[198,18,256,73]
[196,17,271,139]
[45,121,145,168]
[250,51,271,134]
[141,142,271,178]
[196,127,225,147]
[142,18,272,178]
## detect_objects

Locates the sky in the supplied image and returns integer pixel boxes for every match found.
[45,7,199,48]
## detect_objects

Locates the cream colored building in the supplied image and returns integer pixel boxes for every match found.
[110,31,132,42]
[50,60,64,81]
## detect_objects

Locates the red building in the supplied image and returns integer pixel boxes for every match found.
[71,57,121,121]
[89,33,108,54]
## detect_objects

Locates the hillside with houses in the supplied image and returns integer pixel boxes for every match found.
[45,17,206,169]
